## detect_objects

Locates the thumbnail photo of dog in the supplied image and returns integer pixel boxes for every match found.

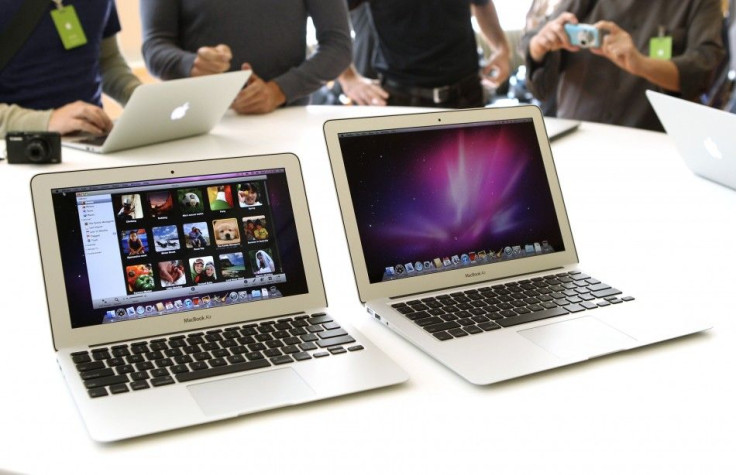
[212,218,241,246]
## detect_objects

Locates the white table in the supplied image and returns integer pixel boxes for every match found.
[1,106,734,474]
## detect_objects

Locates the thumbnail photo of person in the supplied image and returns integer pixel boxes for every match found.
[207,185,234,211]
[147,190,175,218]
[183,222,210,249]
[177,188,204,214]
[152,225,180,252]
[115,194,143,220]
[157,259,186,287]
[243,216,269,242]
[189,256,215,284]
[212,218,240,246]
[125,263,155,293]
[200,262,218,283]
[251,249,276,274]
[121,229,148,256]
[219,252,247,279]
[237,182,262,208]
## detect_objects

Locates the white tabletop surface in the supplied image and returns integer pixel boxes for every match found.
[1,106,734,474]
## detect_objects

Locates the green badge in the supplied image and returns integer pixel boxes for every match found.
[650,36,672,60]
[51,5,88,50]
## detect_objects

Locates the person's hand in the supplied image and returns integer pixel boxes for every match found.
[190,44,232,77]
[339,71,389,106]
[160,263,173,283]
[48,101,113,136]
[231,63,286,114]
[481,49,511,88]
[591,21,644,76]
[529,12,580,62]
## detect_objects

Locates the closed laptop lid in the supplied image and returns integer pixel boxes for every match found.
[31,153,326,349]
[324,105,579,303]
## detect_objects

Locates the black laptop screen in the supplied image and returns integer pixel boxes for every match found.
[337,118,565,284]
[51,168,308,328]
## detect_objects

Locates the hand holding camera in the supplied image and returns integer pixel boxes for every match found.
[529,12,582,62]
[564,23,603,49]
[588,20,645,76]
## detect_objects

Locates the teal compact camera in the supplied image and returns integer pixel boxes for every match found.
[564,23,602,48]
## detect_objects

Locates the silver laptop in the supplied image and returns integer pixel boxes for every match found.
[323,106,710,385]
[31,153,407,441]
[63,70,250,153]
[647,90,736,190]
[544,116,581,141]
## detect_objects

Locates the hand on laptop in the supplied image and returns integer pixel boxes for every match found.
[191,44,232,77]
[231,63,286,114]
[48,101,114,136]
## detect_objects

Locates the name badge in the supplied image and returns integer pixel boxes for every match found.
[650,36,672,60]
[51,5,88,50]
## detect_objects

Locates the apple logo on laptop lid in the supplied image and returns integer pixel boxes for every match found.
[704,137,723,160]
[170,102,190,121]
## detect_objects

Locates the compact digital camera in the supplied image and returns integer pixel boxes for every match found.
[564,23,602,48]
[5,131,61,164]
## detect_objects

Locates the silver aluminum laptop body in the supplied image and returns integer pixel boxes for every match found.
[323,106,710,385]
[31,153,406,441]
[544,117,581,141]
[62,70,251,154]
[647,90,736,190]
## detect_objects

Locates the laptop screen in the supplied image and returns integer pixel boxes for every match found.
[50,167,308,329]
[337,118,565,284]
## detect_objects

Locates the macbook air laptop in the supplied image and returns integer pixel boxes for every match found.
[647,90,736,190]
[31,153,407,441]
[323,105,710,385]
[544,117,581,141]
[62,70,250,154]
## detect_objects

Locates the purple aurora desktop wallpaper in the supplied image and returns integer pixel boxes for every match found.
[338,119,565,283]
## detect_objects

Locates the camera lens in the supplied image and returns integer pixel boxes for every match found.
[25,138,50,163]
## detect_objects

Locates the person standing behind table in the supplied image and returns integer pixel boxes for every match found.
[521,0,725,131]
[337,0,511,108]
[521,0,564,115]
[140,0,352,115]
[0,0,141,138]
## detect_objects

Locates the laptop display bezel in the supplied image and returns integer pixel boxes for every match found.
[324,105,579,303]
[31,153,327,350]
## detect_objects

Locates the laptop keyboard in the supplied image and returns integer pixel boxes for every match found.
[70,313,364,398]
[76,135,107,146]
[391,271,634,341]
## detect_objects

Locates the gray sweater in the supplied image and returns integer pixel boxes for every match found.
[140,0,352,105]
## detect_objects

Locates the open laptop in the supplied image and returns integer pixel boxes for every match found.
[62,70,250,154]
[30,153,407,441]
[647,90,736,190]
[323,105,710,385]
[544,117,581,141]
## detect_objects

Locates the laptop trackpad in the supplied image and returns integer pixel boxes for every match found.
[188,368,316,417]
[519,316,636,360]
